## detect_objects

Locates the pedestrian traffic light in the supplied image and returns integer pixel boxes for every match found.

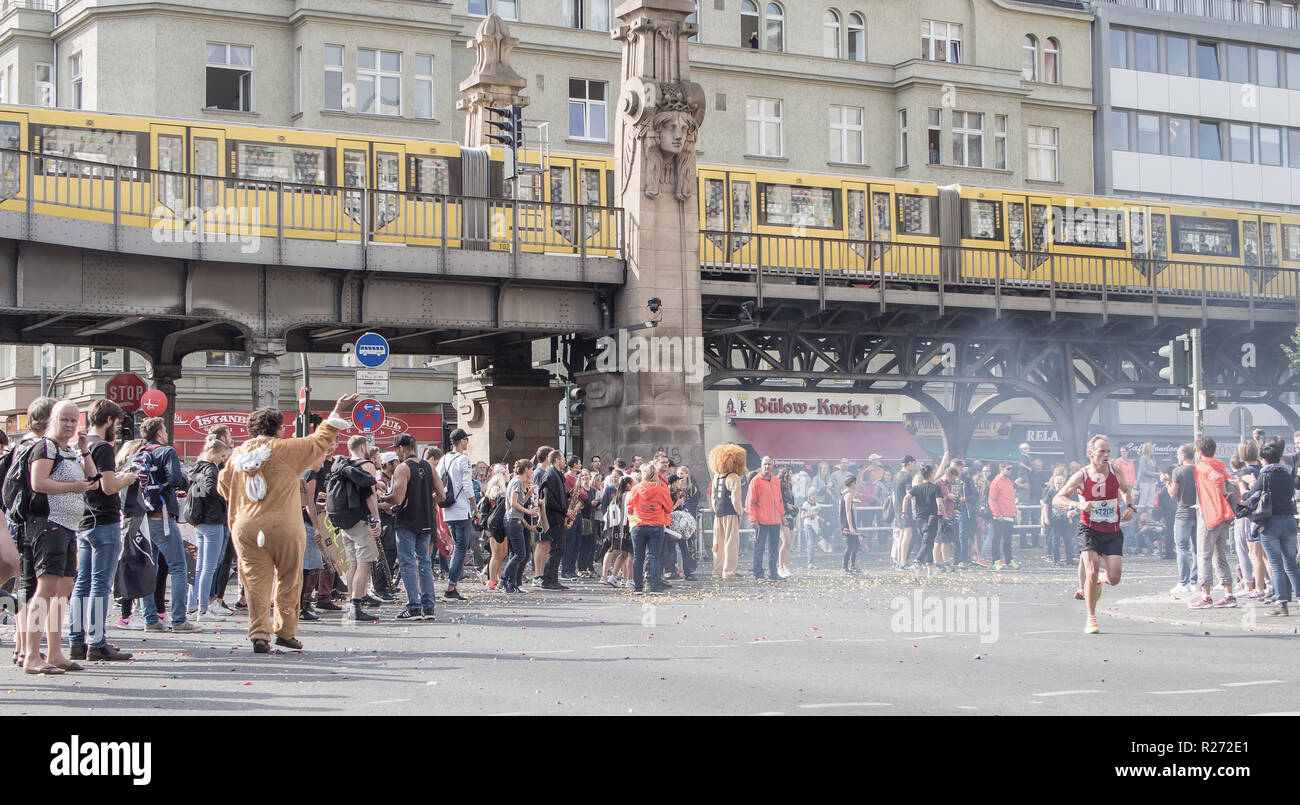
[118,412,136,444]
[569,386,587,417]
[91,349,111,370]
[1158,335,1190,386]
[485,105,524,179]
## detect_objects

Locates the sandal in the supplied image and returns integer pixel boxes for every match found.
[54,661,84,672]
[251,638,270,654]
[24,663,65,675]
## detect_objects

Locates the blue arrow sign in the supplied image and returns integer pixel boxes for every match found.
[354,332,390,368]
[353,399,385,432]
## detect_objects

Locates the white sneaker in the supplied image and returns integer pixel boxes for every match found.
[170,620,202,633]
[777,567,791,579]
[117,616,145,631]
[1169,583,1185,596]
[197,610,226,622]
[622,579,635,590]
[209,602,234,616]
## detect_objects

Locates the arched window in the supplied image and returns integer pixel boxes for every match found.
[1044,37,1060,84]
[741,0,760,48]
[847,12,864,62]
[766,2,784,52]
[1022,34,1038,82]
[823,9,842,59]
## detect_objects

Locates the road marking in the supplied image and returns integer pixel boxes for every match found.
[749,638,801,645]
[1016,629,1071,635]
[504,649,576,655]
[365,698,411,705]
[592,643,646,649]
[909,634,946,641]
[1221,680,1285,687]
[1032,690,1105,697]
[834,638,886,643]
[797,702,892,709]
[490,711,532,716]
[1147,688,1224,695]
[956,705,977,710]
[675,643,735,648]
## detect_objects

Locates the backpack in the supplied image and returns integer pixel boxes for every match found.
[711,473,736,516]
[133,443,171,513]
[603,491,626,530]
[486,492,507,535]
[180,462,212,525]
[438,453,465,509]
[879,492,896,524]
[325,458,372,525]
[1,438,62,523]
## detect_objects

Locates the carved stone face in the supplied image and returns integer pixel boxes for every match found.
[657,113,691,155]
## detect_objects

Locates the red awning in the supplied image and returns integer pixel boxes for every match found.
[732,419,931,464]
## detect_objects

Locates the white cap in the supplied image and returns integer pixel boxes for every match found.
[867,453,882,461]
[380,451,398,465]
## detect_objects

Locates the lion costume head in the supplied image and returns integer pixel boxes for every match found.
[707,443,748,477]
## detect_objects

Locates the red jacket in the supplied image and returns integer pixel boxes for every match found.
[989,475,1017,519]
[626,481,673,527]
[746,472,784,526]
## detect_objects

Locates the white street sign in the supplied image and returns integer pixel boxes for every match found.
[356,369,389,396]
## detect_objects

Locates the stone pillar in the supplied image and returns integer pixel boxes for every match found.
[249,338,286,410]
[456,347,562,467]
[456,14,530,149]
[580,0,707,471]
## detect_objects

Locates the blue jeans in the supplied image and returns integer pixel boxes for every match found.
[562,516,583,575]
[1259,515,1300,603]
[187,524,227,611]
[630,525,663,591]
[1173,518,1196,585]
[446,519,473,586]
[752,523,780,579]
[501,518,528,588]
[69,523,122,648]
[803,522,818,567]
[396,527,436,613]
[141,516,189,626]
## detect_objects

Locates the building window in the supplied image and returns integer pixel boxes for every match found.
[746,96,782,157]
[568,78,607,141]
[324,45,344,111]
[1198,121,1221,160]
[413,55,434,119]
[206,43,252,112]
[469,0,517,19]
[0,71,6,104]
[1257,49,1279,87]
[70,52,83,110]
[1168,116,1192,157]
[1167,37,1190,76]
[994,115,1007,169]
[1027,125,1058,181]
[921,20,961,63]
[687,3,699,43]
[741,0,760,48]
[1113,112,1129,152]
[898,109,908,166]
[1227,44,1249,83]
[1109,29,1127,69]
[1197,42,1219,80]
[1137,113,1160,153]
[1022,35,1038,82]
[294,47,302,115]
[1229,123,1251,162]
[828,104,864,164]
[205,351,247,367]
[824,9,841,59]
[927,107,941,164]
[469,0,487,14]
[847,13,864,62]
[1259,126,1281,165]
[1044,37,1059,84]
[591,0,609,31]
[1289,130,1300,168]
[1289,52,1300,89]
[35,63,53,108]
[564,0,582,28]
[765,3,784,51]
[951,111,983,168]
[1135,31,1158,72]
[358,48,401,116]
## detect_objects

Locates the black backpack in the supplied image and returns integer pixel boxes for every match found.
[486,492,507,536]
[1,438,63,522]
[181,462,213,524]
[325,458,369,520]
[133,443,172,513]
[438,453,464,508]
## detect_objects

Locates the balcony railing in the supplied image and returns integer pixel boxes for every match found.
[1094,0,1300,28]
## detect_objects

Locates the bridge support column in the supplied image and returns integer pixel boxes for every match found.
[148,363,182,440]
[582,0,708,471]
[250,338,286,410]
[456,349,562,467]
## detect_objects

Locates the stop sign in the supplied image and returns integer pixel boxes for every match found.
[139,389,168,417]
[105,373,148,413]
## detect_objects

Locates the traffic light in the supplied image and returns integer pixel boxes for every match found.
[485,105,524,179]
[569,386,587,418]
[118,412,137,444]
[1158,335,1190,386]
[91,349,111,370]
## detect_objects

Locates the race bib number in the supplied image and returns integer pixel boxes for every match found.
[1090,498,1119,524]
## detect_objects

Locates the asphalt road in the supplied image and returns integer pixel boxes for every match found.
[3,551,1296,715]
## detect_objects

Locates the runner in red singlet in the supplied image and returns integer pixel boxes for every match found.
[1054,435,1134,634]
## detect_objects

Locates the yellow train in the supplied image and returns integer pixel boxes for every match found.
[1,105,1296,300]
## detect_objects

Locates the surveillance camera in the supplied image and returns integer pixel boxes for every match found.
[647,297,662,314]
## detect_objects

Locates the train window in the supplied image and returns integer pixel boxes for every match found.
[758,183,840,229]
[551,164,573,242]
[704,178,725,231]
[847,189,866,240]
[36,126,143,178]
[1262,222,1278,266]
[1283,224,1300,261]
[732,182,752,233]
[1008,202,1026,250]
[1029,204,1048,252]
[0,121,17,149]
[1170,215,1238,258]
[1242,220,1260,266]
[896,193,937,236]
[0,121,18,198]
[961,199,1003,241]
[580,167,602,237]
[1150,214,1167,260]
[871,192,891,241]
[1050,205,1124,248]
[409,155,455,196]
[232,142,326,185]
[156,134,185,211]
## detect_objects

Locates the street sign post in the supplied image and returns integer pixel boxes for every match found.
[105,372,148,413]
[355,369,389,396]
[139,389,168,417]
[354,333,390,368]
[352,398,385,432]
